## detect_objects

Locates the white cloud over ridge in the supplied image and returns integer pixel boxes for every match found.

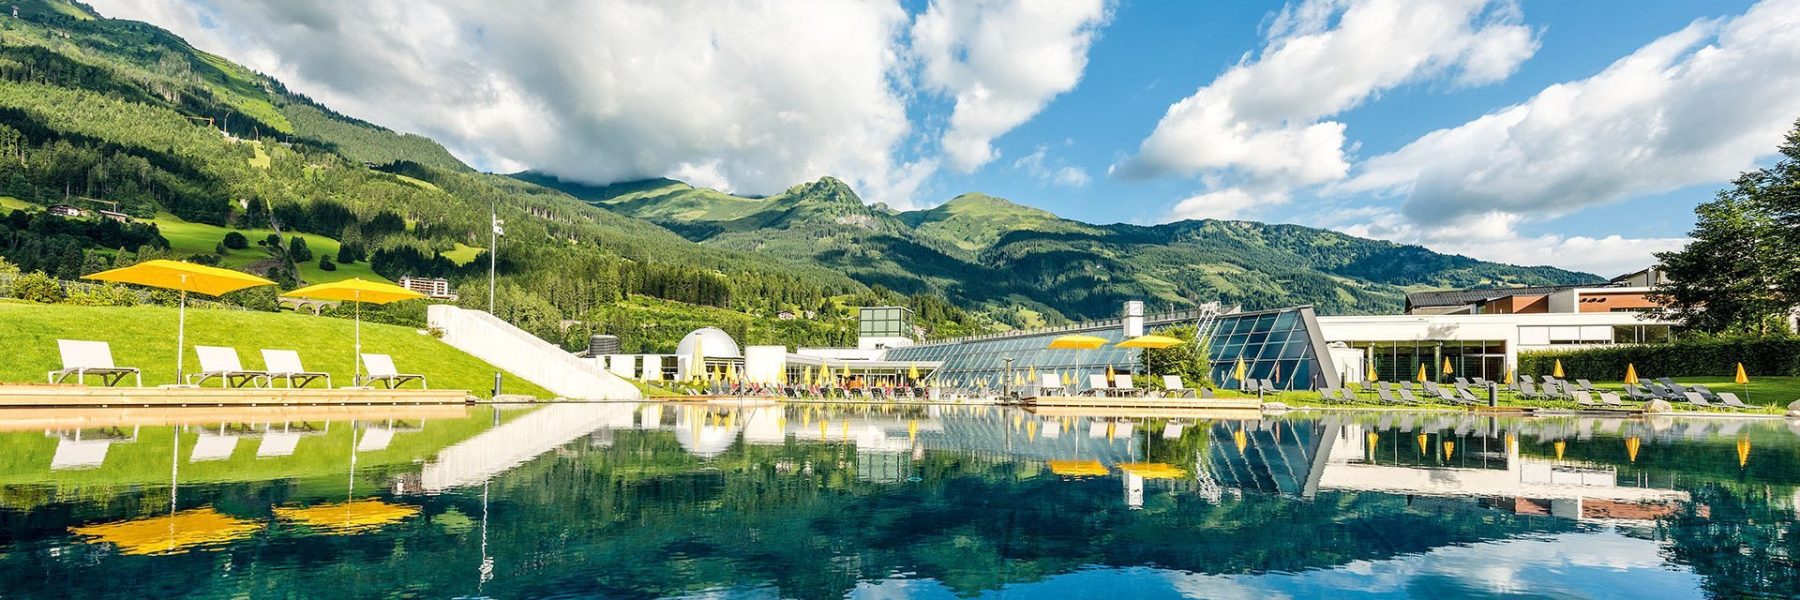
[1117,0,1537,187]
[89,0,932,204]
[911,0,1112,173]
[1344,0,1800,226]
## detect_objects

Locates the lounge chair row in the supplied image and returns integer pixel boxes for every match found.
[47,340,425,389]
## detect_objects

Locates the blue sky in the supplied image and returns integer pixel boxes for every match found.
[90,0,1800,276]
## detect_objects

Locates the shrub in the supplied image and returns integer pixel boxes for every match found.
[318,256,337,271]
[10,271,65,303]
[289,236,313,262]
[222,231,249,249]
[66,283,140,307]
[1520,339,1800,380]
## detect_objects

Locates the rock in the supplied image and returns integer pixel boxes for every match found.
[1261,402,1289,411]
[1645,399,1674,414]
[1787,399,1800,418]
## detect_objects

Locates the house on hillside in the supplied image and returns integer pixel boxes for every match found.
[95,209,132,223]
[397,275,458,301]
[47,204,85,218]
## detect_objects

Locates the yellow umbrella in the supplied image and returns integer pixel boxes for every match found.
[1624,363,1639,385]
[1062,371,1073,386]
[1116,335,1183,349]
[908,363,920,381]
[1442,440,1455,461]
[1441,357,1453,377]
[285,278,425,385]
[1365,358,1379,383]
[1105,365,1116,381]
[71,507,261,556]
[1552,359,1565,379]
[1554,440,1566,460]
[1415,363,1428,383]
[84,260,276,381]
[1047,334,1108,350]
[1233,358,1247,387]
[1505,365,1516,385]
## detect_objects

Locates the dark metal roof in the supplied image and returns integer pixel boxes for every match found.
[1404,285,1583,309]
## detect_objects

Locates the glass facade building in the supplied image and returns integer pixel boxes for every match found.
[885,306,1339,392]
[857,307,914,339]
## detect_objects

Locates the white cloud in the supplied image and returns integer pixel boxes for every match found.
[1115,0,1537,186]
[911,0,1112,172]
[1012,145,1091,187]
[85,0,923,204]
[1345,0,1800,225]
[1321,206,1687,276]
[1167,186,1285,221]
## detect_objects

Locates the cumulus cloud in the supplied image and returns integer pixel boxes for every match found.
[1167,186,1284,221]
[1318,205,1687,276]
[1012,144,1091,187]
[1344,0,1800,225]
[87,0,929,204]
[912,0,1112,172]
[1116,0,1537,186]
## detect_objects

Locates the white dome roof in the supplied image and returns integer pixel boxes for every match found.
[675,327,741,358]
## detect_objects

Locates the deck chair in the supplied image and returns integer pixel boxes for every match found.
[1657,378,1685,393]
[1690,384,1723,402]
[1376,386,1403,405]
[257,430,304,458]
[189,346,270,388]
[1038,373,1065,397]
[1454,377,1472,388]
[1397,386,1422,404]
[1718,392,1753,409]
[1198,387,1216,399]
[1517,380,1545,400]
[1682,391,1715,408]
[1454,385,1482,404]
[1573,391,1599,408]
[1575,379,1597,392]
[360,354,427,389]
[1085,374,1111,397]
[1111,374,1138,397]
[1162,375,1197,398]
[47,340,141,387]
[1625,384,1656,401]
[261,350,332,388]
[1598,391,1626,407]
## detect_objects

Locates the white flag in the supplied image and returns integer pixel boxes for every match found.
[492,217,505,236]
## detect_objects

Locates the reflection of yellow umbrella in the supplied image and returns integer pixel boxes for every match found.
[1416,433,1428,455]
[1624,363,1639,385]
[1365,432,1379,457]
[1062,371,1073,386]
[1106,365,1116,381]
[1626,436,1640,462]
[1117,335,1183,349]
[285,278,426,384]
[1737,436,1751,468]
[1119,462,1186,479]
[1046,459,1105,477]
[84,260,276,381]
[1048,334,1108,349]
[1028,366,1038,382]
[273,499,420,535]
[1552,359,1565,379]
[71,507,260,556]
[1554,440,1566,460]
[1233,429,1247,453]
[1442,440,1455,460]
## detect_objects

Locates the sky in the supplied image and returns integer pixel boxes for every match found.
[83,0,1800,277]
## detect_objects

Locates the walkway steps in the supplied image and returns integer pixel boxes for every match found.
[428,305,639,400]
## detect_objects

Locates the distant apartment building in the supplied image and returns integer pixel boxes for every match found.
[1404,267,1666,316]
[397,275,458,301]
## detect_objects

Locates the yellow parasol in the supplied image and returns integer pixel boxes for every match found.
[1624,363,1639,385]
[1552,359,1565,379]
[1116,335,1183,349]
[273,499,420,535]
[84,260,276,381]
[908,363,920,381]
[1233,358,1248,388]
[1366,357,1379,383]
[802,365,813,386]
[71,507,260,556]
[1062,371,1073,386]
[1441,356,1453,377]
[284,278,425,385]
[1047,334,1108,350]
[1415,363,1428,383]
[1735,362,1749,385]
[1105,365,1116,381]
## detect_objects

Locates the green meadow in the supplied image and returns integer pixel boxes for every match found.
[0,301,550,397]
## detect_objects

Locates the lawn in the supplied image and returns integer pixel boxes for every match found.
[1261,376,1800,415]
[0,301,549,398]
[440,243,483,266]
[152,214,390,285]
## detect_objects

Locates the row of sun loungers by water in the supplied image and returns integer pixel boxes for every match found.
[45,339,426,389]
[692,373,1228,400]
[1315,374,1757,411]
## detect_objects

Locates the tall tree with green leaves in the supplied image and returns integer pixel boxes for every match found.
[1651,119,1800,336]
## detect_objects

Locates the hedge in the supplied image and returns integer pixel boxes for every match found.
[1519,339,1800,380]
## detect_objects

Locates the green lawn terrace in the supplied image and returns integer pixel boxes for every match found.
[0,302,551,397]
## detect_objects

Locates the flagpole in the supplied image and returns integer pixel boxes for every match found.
[488,204,497,314]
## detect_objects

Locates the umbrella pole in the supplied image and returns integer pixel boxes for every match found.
[176,289,187,384]
[354,301,363,386]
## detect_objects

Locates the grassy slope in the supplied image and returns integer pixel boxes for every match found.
[151,213,388,284]
[440,243,483,266]
[0,301,550,397]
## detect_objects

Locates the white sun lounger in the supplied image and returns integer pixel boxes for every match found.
[47,340,141,386]
[361,354,427,389]
[1038,373,1064,396]
[1084,374,1111,397]
[1162,375,1197,398]
[189,346,270,388]
[262,349,332,389]
[1112,374,1138,397]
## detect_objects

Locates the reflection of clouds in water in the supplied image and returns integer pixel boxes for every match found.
[1159,530,1702,599]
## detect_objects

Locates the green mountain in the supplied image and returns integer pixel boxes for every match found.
[535,172,1601,320]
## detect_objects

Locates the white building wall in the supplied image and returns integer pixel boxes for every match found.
[744,345,787,384]
[1316,312,1675,370]
[608,354,636,379]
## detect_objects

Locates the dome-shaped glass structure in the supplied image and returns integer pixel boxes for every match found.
[675,327,741,358]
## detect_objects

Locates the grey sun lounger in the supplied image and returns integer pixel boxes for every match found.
[189,346,270,388]
[48,340,142,387]
[360,353,427,389]
[1682,392,1716,409]
[1718,392,1753,409]
[1599,391,1627,407]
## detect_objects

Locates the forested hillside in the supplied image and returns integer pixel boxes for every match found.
[538,173,1601,320]
[0,0,991,353]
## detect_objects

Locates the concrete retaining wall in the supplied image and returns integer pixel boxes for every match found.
[427,305,641,400]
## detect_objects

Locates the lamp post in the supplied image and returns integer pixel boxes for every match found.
[1003,357,1015,401]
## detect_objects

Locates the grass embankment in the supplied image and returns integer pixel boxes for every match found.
[1258,377,1799,415]
[0,302,550,397]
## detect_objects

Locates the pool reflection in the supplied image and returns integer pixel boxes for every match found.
[0,404,1796,598]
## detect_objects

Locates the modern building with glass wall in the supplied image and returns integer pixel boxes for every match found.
[885,303,1340,392]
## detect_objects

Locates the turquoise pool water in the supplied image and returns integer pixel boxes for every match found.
[1,403,1796,598]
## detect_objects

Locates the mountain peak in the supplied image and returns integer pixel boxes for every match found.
[784,176,863,205]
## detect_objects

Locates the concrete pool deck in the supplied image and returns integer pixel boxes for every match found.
[0,384,470,408]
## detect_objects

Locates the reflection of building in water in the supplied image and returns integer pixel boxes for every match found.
[1318,417,1688,522]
